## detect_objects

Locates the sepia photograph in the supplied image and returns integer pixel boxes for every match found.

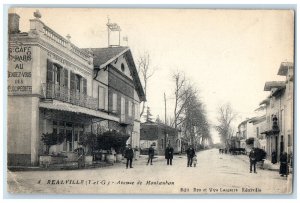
[6,7,294,195]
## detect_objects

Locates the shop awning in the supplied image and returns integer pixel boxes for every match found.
[39,100,120,122]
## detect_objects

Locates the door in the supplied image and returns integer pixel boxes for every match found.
[66,129,73,152]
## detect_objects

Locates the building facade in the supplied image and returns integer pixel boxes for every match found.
[7,12,145,166]
[140,121,182,155]
[259,62,294,162]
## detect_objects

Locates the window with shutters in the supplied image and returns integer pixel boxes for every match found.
[64,69,68,88]
[121,97,125,121]
[128,100,132,117]
[112,93,117,113]
[82,78,87,95]
[75,74,81,92]
[98,86,105,110]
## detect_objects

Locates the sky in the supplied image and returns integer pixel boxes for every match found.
[9,8,294,143]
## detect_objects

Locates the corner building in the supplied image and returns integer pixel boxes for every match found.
[7,12,145,166]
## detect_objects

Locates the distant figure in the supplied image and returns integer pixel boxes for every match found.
[279,152,288,177]
[186,145,196,167]
[249,148,257,173]
[147,145,155,165]
[165,144,174,165]
[124,144,134,169]
[271,150,277,164]
[192,155,198,167]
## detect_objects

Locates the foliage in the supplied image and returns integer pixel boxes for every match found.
[78,132,97,155]
[143,106,154,122]
[96,130,129,154]
[254,148,267,161]
[246,137,255,145]
[41,132,65,154]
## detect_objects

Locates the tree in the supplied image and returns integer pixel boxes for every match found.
[137,51,156,118]
[172,71,197,130]
[215,103,237,146]
[155,115,163,124]
[170,71,212,148]
[143,106,154,122]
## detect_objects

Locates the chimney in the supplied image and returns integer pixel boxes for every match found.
[8,13,20,34]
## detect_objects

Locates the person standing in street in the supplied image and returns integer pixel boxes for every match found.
[186,145,196,167]
[249,148,257,173]
[165,144,174,165]
[124,144,134,169]
[279,152,289,177]
[147,145,155,165]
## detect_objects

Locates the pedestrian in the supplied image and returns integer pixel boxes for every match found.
[279,152,289,177]
[186,145,195,167]
[147,145,155,165]
[193,155,198,167]
[124,144,134,169]
[165,144,174,165]
[271,150,277,164]
[249,148,257,173]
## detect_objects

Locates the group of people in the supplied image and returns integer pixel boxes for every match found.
[249,148,290,177]
[123,144,198,169]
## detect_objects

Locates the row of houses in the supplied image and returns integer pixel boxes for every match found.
[235,62,294,163]
[8,12,145,166]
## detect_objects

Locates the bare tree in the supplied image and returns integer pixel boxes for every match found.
[172,71,196,130]
[215,103,237,146]
[137,51,155,118]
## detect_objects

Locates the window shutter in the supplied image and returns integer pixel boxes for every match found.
[46,59,53,83]
[70,71,75,92]
[64,69,68,88]
[83,78,87,95]
[60,67,64,86]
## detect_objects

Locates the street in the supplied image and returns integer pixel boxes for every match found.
[6,148,292,195]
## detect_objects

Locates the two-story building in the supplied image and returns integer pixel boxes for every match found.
[259,62,294,162]
[7,11,145,166]
[87,47,146,148]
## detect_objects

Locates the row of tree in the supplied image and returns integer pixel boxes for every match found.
[136,52,212,147]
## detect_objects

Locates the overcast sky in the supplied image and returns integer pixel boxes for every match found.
[10,8,294,143]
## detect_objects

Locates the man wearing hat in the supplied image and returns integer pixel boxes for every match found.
[124,144,134,169]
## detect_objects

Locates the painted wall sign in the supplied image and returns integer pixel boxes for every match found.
[8,43,32,95]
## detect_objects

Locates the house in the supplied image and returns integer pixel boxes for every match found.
[259,62,294,162]
[248,115,267,151]
[140,121,182,155]
[7,11,145,166]
[87,47,146,148]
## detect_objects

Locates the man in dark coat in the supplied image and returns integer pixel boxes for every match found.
[165,144,174,165]
[124,144,134,169]
[279,152,288,177]
[249,148,257,173]
[186,145,196,167]
[147,145,155,165]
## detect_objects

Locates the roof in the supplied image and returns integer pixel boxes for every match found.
[39,100,120,122]
[86,47,129,68]
[85,46,146,102]
[248,115,266,124]
[278,62,293,76]
[264,81,286,91]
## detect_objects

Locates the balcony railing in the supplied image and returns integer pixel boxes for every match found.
[41,83,98,110]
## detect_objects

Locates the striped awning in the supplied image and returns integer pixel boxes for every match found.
[39,100,120,122]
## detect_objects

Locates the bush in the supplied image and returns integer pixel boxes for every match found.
[254,148,267,161]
